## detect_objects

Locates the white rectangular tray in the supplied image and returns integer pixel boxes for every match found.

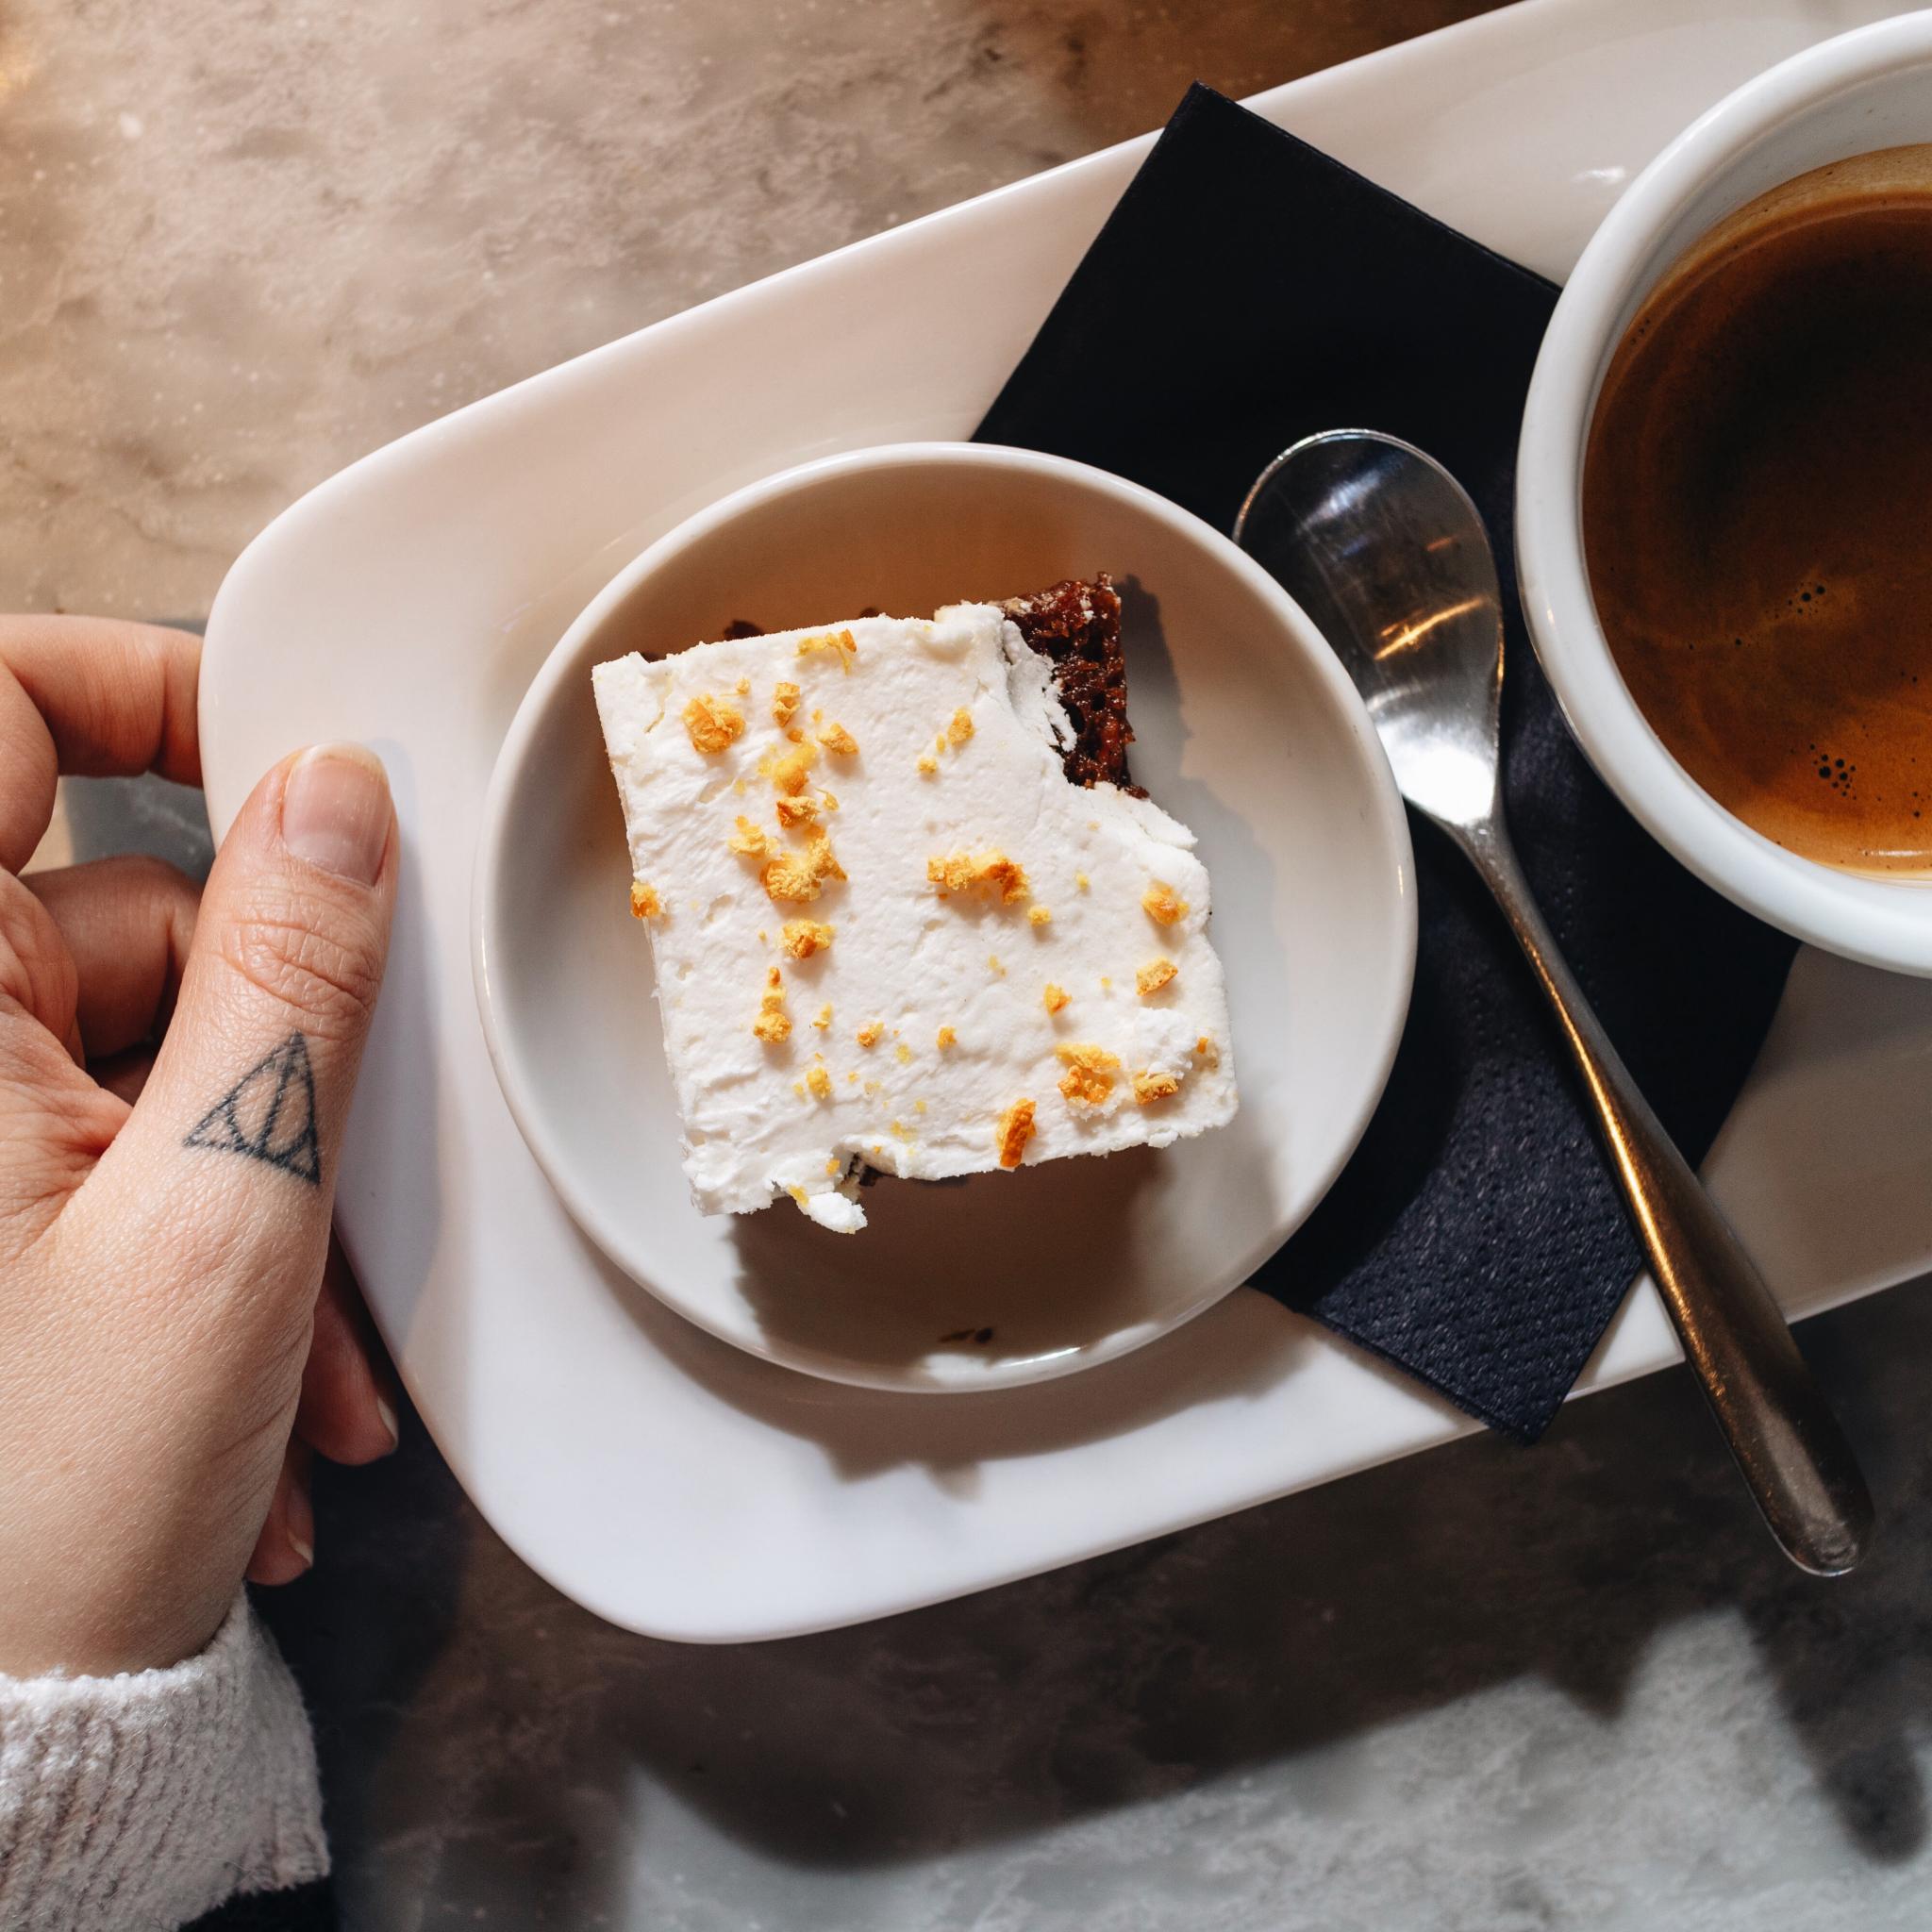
[202,0,1932,1641]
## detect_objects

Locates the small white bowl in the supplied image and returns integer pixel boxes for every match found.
[1518,11,1932,975]
[473,441,1415,1391]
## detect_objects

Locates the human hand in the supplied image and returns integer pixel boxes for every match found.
[0,616,400,1677]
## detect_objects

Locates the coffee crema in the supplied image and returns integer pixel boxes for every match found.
[1584,146,1932,875]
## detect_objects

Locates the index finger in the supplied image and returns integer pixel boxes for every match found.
[0,616,202,873]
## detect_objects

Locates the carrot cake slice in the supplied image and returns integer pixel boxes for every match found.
[591,581,1237,1231]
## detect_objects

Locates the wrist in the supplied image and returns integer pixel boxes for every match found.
[0,1568,234,1680]
[0,1485,258,1678]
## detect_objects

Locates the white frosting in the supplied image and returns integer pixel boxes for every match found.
[591,604,1238,1229]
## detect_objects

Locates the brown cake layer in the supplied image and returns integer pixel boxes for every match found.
[717,577,1137,791]
[999,574,1137,794]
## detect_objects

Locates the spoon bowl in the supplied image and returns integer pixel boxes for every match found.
[1238,430,1502,832]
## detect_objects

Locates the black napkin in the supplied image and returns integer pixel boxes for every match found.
[976,84,1799,1440]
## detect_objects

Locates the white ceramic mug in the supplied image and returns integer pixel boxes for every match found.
[1517,9,1932,976]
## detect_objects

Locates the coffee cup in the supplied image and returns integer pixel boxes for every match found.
[1517,10,1932,974]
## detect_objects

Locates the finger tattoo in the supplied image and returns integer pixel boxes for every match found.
[183,1032,323,1185]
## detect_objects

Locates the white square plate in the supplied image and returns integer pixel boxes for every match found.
[203,0,1932,1641]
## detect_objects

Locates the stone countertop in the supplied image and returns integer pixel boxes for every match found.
[12,0,1932,1925]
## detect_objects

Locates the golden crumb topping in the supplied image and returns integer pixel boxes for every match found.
[947,708,974,746]
[775,793,819,829]
[1132,1069,1183,1105]
[760,833,843,903]
[728,816,772,859]
[1075,872,1091,892]
[683,693,745,755]
[927,850,1030,904]
[995,1098,1037,1170]
[812,1003,833,1029]
[1042,983,1069,1015]
[1027,906,1052,927]
[773,680,801,726]
[806,1064,833,1101]
[936,1024,957,1050]
[817,720,859,757]
[1142,879,1190,925]
[760,851,819,901]
[781,919,835,959]
[734,675,751,696]
[1056,1042,1120,1107]
[1193,1035,1221,1068]
[797,627,858,667]
[856,1021,885,1049]
[820,790,840,812]
[752,966,791,1043]
[1136,958,1177,997]
[894,1042,912,1064]
[917,753,939,776]
[809,832,845,882]
[771,741,819,795]
[628,881,661,919]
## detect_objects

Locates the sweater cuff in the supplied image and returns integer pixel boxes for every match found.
[0,1594,327,1932]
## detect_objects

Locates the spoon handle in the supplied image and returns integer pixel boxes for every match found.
[1457,817,1874,1575]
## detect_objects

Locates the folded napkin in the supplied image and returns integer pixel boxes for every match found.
[976,84,1799,1439]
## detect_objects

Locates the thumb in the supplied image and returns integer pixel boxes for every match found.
[84,743,396,1371]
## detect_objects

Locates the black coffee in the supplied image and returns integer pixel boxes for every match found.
[1585,145,1932,874]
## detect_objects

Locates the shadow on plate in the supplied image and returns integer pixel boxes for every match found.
[598,1216,1317,1485]
[728,1145,1171,1384]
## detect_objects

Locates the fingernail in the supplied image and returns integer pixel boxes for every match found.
[286,1475,316,1572]
[375,1393,400,1452]
[281,744,391,885]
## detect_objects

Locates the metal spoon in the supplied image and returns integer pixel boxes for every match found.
[1235,427,1873,1576]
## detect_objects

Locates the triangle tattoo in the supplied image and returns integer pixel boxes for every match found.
[183,1031,323,1185]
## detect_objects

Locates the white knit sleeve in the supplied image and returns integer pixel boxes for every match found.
[0,1593,328,1931]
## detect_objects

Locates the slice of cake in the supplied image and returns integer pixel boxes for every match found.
[591,582,1238,1233]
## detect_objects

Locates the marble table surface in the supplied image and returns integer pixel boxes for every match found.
[14,0,1932,1924]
